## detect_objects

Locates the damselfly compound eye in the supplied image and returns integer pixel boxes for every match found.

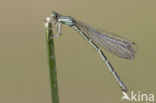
[50,12,60,21]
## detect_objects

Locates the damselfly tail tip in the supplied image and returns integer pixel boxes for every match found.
[121,85,128,93]
[120,81,128,92]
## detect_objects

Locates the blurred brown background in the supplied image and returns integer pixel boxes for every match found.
[0,0,156,103]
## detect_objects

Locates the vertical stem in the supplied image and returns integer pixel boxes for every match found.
[45,18,59,103]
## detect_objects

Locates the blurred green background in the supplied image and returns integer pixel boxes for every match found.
[0,0,156,103]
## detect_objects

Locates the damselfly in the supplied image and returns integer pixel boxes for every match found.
[48,12,137,92]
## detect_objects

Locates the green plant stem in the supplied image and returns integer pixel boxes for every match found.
[45,21,59,103]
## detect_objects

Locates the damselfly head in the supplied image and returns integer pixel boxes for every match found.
[50,12,60,21]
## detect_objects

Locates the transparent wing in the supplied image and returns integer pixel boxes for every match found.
[75,20,137,59]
